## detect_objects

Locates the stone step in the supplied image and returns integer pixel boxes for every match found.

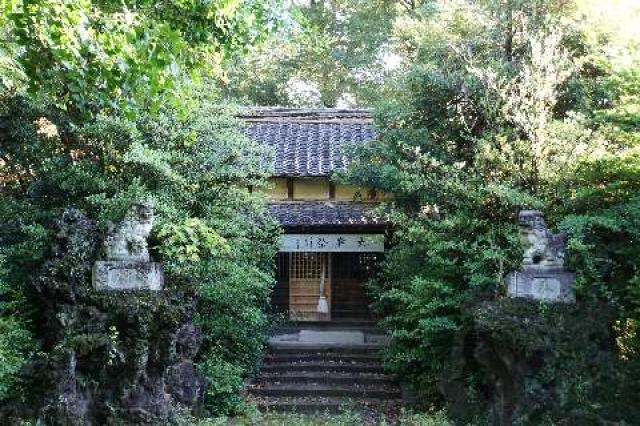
[331,310,374,318]
[256,372,395,386]
[331,306,372,311]
[269,324,383,336]
[260,362,385,374]
[269,324,384,335]
[278,319,378,327]
[264,353,382,364]
[271,326,381,336]
[251,396,402,414]
[331,304,372,309]
[269,342,387,351]
[247,384,401,399]
[267,346,385,355]
[331,316,376,322]
[332,294,369,298]
[252,322,400,415]
[331,306,372,313]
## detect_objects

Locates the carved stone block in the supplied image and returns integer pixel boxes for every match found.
[506,267,575,303]
[93,261,164,291]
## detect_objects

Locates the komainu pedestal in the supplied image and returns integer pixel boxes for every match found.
[506,210,575,303]
[93,261,164,291]
[507,266,575,303]
[92,202,164,291]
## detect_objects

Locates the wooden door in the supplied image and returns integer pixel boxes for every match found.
[289,252,331,321]
[331,253,379,319]
[271,253,290,315]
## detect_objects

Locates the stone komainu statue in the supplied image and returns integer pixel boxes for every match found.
[507,209,575,303]
[104,202,154,262]
[518,210,567,268]
[93,201,163,291]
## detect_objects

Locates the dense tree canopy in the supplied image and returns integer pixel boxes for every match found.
[3,0,282,117]
[222,0,403,107]
[339,0,640,423]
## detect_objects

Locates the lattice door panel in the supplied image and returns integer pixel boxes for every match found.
[289,252,331,321]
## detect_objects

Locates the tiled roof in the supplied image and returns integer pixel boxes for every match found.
[268,202,386,228]
[240,108,375,177]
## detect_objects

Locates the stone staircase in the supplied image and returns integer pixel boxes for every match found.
[246,322,401,415]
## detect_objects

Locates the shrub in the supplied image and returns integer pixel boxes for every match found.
[0,317,37,401]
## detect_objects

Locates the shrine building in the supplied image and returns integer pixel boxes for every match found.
[241,108,388,321]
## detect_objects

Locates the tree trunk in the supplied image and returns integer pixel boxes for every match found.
[504,1,513,62]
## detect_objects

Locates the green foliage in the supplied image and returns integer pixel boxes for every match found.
[342,0,640,423]
[397,410,452,426]
[0,94,280,416]
[198,355,245,415]
[554,148,640,358]
[157,218,231,266]
[190,254,277,414]
[468,299,639,424]
[364,182,525,404]
[223,0,401,107]
[0,0,280,421]
[5,0,282,117]
[551,55,640,352]
[1,0,638,422]
[0,317,37,401]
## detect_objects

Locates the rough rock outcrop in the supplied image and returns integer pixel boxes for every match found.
[1,208,206,425]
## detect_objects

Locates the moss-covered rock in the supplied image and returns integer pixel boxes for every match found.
[439,298,639,425]
[1,208,206,425]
